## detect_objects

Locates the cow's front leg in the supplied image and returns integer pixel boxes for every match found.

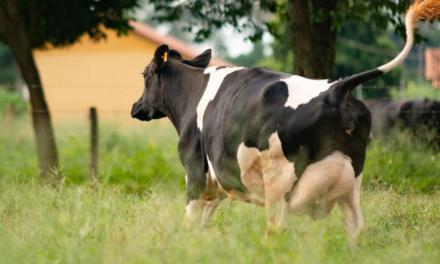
[200,172,223,226]
[186,198,204,224]
[185,170,222,226]
[186,198,221,227]
[184,168,207,226]
[261,133,296,237]
[179,133,223,227]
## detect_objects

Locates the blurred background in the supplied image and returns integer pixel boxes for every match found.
[0,0,440,192]
[1,0,440,189]
[1,1,440,262]
[2,0,440,122]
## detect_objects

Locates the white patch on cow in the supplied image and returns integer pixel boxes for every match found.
[281,75,335,109]
[206,157,218,182]
[196,66,244,130]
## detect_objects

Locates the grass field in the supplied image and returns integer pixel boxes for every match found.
[1,117,439,263]
[391,80,440,101]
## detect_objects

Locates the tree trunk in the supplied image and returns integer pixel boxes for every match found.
[287,0,337,79]
[10,44,60,183]
[0,0,60,183]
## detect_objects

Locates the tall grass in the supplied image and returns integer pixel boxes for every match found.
[0,118,184,192]
[365,131,440,193]
[0,183,438,263]
[1,117,438,193]
[0,117,439,263]
[391,80,440,100]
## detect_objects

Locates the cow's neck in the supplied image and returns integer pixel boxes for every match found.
[162,63,207,134]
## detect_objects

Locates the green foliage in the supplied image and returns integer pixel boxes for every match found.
[147,0,412,43]
[226,41,266,68]
[391,80,440,100]
[334,20,402,98]
[226,35,294,73]
[0,88,27,115]
[365,131,440,193]
[0,0,139,48]
[224,1,412,83]
[149,0,277,42]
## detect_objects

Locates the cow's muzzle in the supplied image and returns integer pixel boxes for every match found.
[131,102,152,121]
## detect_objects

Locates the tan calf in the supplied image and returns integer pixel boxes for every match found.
[237,134,364,243]
[189,133,364,244]
[237,133,296,235]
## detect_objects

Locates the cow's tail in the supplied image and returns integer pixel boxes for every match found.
[338,0,440,93]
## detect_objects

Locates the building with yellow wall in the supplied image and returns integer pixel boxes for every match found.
[33,21,228,121]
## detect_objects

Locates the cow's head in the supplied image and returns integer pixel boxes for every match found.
[131,44,212,121]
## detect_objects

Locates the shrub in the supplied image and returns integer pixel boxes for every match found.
[0,88,28,115]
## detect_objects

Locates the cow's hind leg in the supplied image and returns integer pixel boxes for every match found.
[200,174,223,226]
[339,173,364,246]
[261,133,296,236]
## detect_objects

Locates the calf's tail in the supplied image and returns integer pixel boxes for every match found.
[379,0,440,73]
[338,0,440,93]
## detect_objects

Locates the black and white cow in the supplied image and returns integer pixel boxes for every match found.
[131,1,438,243]
[366,98,440,143]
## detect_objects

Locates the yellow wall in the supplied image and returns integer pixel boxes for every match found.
[34,29,158,121]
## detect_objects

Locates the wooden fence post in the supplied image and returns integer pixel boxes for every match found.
[89,107,99,186]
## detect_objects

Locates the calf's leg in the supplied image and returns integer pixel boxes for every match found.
[261,133,296,236]
[339,173,364,245]
[288,151,355,222]
[201,198,221,226]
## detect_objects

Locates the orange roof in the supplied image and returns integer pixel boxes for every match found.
[129,21,231,66]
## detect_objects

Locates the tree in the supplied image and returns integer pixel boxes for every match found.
[148,0,412,78]
[227,20,402,99]
[0,0,137,183]
[333,20,402,98]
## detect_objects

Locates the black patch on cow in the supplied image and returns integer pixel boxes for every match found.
[367,98,440,145]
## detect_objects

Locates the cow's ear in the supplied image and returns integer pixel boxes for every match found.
[169,49,182,60]
[184,49,212,68]
[153,44,169,72]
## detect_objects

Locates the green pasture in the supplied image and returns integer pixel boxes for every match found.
[0,117,439,263]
